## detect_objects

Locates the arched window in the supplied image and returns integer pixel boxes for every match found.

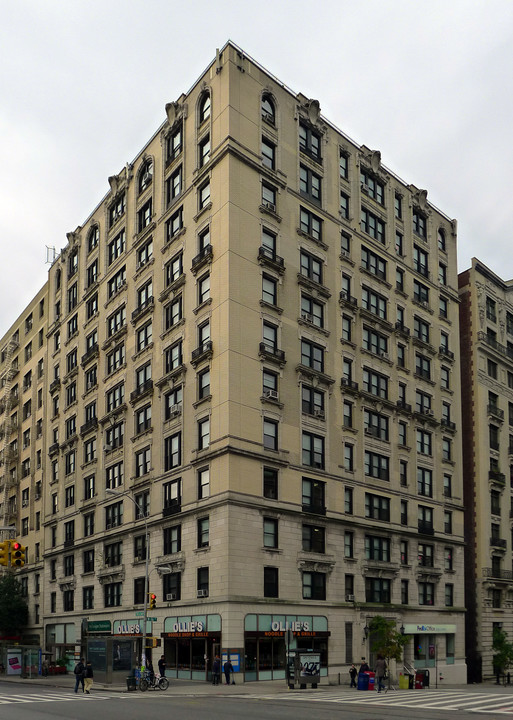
[138,160,153,194]
[199,93,211,124]
[87,226,99,253]
[437,228,446,252]
[261,94,275,124]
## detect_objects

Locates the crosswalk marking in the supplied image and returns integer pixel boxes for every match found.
[0,691,125,705]
[231,689,513,714]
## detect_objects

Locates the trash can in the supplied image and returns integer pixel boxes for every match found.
[367,671,375,691]
[357,672,369,691]
[399,673,409,689]
[126,676,137,692]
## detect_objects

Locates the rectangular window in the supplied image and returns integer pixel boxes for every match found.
[197,517,209,548]
[362,286,387,319]
[360,169,385,204]
[302,432,325,469]
[264,567,279,598]
[302,525,325,553]
[364,451,389,481]
[299,122,321,161]
[300,250,322,284]
[360,207,385,243]
[164,386,182,420]
[365,535,390,562]
[302,572,326,600]
[163,525,181,555]
[365,577,390,603]
[302,478,326,514]
[263,518,278,548]
[198,417,210,450]
[166,207,183,241]
[301,340,324,372]
[300,164,322,205]
[263,467,278,499]
[365,493,390,522]
[300,207,322,242]
[262,136,275,170]
[108,230,125,265]
[164,432,181,470]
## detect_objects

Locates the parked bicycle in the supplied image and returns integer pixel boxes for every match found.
[139,671,169,691]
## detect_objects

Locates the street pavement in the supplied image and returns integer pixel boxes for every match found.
[1,677,513,716]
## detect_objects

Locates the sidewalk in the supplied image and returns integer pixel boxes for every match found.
[1,674,512,696]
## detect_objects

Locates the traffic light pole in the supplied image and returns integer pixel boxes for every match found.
[142,514,149,675]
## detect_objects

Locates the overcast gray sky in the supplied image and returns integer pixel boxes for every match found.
[1,0,513,336]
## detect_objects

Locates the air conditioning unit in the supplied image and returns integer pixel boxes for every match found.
[340,249,350,258]
[166,593,177,601]
[263,200,276,213]
[425,409,434,417]
[421,301,429,309]
[364,427,373,436]
[301,311,313,322]
[103,444,113,452]
[379,352,389,360]
[264,389,279,400]
[134,555,144,563]
[313,409,325,419]
[169,404,182,416]
[346,594,355,602]
[197,589,209,598]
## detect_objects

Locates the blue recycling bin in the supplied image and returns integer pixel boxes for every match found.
[357,672,369,691]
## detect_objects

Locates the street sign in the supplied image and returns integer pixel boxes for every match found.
[148,617,157,622]
[135,612,144,617]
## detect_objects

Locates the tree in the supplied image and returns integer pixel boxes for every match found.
[368,615,408,684]
[0,572,28,635]
[492,626,513,679]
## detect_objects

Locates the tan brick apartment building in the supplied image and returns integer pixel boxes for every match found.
[459,259,513,681]
[0,41,466,683]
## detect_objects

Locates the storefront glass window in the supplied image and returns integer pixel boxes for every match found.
[414,633,436,668]
[446,634,454,664]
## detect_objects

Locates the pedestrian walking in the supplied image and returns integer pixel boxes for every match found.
[84,660,93,694]
[349,663,358,687]
[158,654,166,677]
[73,657,85,693]
[375,654,387,693]
[212,655,221,685]
[224,658,234,685]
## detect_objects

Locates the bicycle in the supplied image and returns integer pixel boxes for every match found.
[139,671,169,691]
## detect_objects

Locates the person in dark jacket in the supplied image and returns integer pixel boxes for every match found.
[212,656,221,685]
[84,661,94,694]
[158,655,166,677]
[375,654,387,693]
[349,663,358,687]
[74,658,85,693]
[359,658,370,673]
[224,659,234,685]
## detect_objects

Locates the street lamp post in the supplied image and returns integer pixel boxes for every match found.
[106,489,149,675]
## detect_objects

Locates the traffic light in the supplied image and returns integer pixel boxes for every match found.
[11,542,25,567]
[151,638,161,648]
[149,593,157,610]
[0,541,10,567]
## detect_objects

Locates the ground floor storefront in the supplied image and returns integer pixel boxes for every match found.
[41,608,466,684]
